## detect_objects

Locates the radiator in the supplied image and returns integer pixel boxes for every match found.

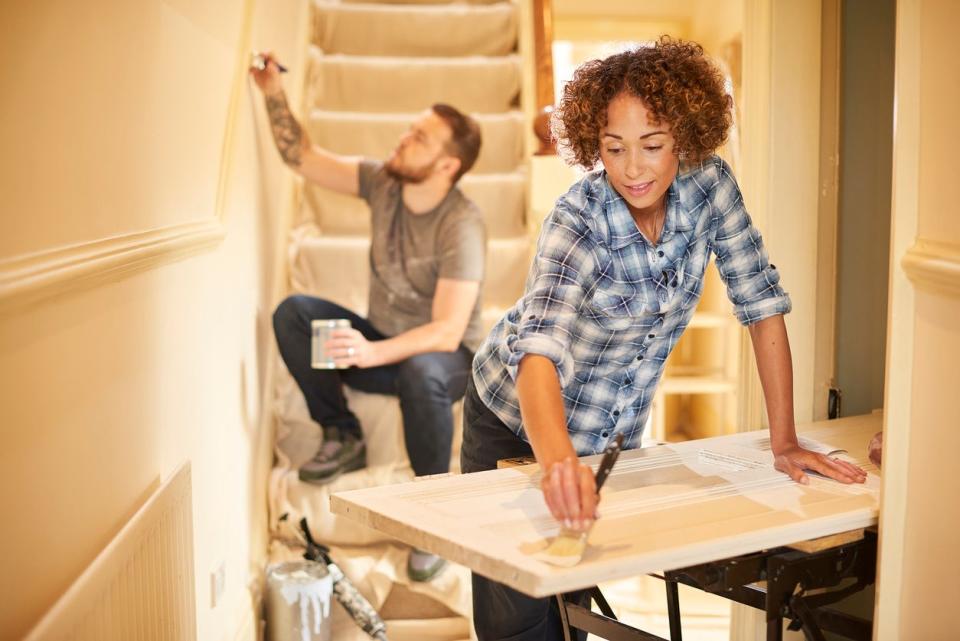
[25,462,197,641]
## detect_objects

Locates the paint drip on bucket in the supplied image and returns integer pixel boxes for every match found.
[265,560,333,641]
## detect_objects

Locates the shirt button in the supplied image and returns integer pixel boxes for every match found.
[636,354,643,360]
[657,250,664,257]
[601,431,610,438]
[612,409,621,417]
[647,333,655,339]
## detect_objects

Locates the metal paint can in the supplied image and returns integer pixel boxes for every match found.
[311,319,351,369]
[264,560,333,641]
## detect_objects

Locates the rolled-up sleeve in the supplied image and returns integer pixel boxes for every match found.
[712,161,792,325]
[501,205,595,387]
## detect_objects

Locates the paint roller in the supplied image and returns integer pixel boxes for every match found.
[280,514,388,641]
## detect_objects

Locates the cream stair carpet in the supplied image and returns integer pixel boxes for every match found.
[269,2,528,639]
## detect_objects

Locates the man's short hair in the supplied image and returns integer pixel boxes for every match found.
[431,104,482,183]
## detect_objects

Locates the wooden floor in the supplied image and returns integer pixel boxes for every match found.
[595,576,731,641]
[331,414,881,598]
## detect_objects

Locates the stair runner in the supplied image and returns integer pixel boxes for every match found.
[270,1,529,639]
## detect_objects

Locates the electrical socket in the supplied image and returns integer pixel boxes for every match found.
[210,561,226,609]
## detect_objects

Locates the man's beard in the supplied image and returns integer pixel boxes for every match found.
[385,153,438,184]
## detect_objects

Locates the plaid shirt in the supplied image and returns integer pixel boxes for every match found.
[473,156,791,456]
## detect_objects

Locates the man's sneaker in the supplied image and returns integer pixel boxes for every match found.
[298,429,366,484]
[407,548,446,582]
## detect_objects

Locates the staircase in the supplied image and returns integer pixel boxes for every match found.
[269,1,530,638]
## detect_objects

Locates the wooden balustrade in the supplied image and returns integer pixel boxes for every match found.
[532,0,556,155]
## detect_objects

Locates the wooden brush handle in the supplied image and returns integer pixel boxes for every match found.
[594,433,624,490]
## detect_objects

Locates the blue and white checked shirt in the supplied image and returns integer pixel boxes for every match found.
[473,155,791,456]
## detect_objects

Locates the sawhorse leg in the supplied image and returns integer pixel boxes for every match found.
[665,579,682,641]
[557,585,682,641]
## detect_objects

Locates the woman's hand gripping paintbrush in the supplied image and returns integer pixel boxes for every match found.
[535,434,624,567]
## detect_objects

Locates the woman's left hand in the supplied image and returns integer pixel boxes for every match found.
[773,443,867,485]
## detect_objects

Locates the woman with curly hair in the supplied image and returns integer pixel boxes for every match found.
[460,38,866,640]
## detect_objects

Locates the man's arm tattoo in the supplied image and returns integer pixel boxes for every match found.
[264,93,305,167]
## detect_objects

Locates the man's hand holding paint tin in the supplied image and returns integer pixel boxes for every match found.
[325,327,381,369]
[310,320,384,370]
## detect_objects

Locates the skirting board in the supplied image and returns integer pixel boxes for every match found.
[331,414,881,598]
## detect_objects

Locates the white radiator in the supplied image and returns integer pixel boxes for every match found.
[25,462,197,641]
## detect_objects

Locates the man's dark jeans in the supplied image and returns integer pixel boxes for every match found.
[461,376,588,641]
[273,295,472,477]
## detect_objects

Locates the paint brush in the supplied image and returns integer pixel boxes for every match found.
[535,433,624,567]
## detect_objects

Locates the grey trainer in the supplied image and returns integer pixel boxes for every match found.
[298,428,367,484]
[407,548,446,582]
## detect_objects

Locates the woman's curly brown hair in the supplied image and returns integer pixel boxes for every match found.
[552,36,733,170]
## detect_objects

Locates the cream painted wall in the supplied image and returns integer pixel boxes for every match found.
[689,0,743,58]
[762,1,823,425]
[876,0,960,637]
[1,2,236,257]
[0,0,307,638]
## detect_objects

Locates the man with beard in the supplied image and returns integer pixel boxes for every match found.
[252,54,484,581]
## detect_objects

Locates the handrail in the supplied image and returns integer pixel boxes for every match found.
[532,0,556,155]
[533,0,555,111]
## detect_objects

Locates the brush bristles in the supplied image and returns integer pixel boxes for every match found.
[534,531,588,567]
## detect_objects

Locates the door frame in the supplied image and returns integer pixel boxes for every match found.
[731,0,839,636]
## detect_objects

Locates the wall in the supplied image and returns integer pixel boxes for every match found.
[689,0,743,61]
[835,0,895,417]
[764,1,823,425]
[0,0,307,638]
[876,0,960,636]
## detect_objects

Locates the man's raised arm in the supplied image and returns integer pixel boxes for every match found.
[250,52,360,196]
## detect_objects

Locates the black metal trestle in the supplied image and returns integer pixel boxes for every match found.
[557,530,877,641]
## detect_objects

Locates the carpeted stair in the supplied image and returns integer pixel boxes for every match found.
[269,1,529,639]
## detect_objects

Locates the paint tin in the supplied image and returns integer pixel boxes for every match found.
[311,319,351,369]
[264,560,332,641]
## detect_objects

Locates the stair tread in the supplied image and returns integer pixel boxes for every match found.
[339,0,508,5]
[306,110,523,174]
[298,234,530,247]
[311,51,521,67]
[308,108,523,122]
[312,0,517,57]
[302,170,528,239]
[316,0,515,14]
[306,48,520,113]
[290,232,529,308]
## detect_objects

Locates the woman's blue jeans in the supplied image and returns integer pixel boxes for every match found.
[272,294,473,476]
[461,376,590,641]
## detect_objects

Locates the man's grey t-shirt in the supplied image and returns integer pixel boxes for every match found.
[358,160,486,352]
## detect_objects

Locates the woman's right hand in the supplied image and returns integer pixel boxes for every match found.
[540,456,599,532]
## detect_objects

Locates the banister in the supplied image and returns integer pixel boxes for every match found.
[532,0,556,155]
